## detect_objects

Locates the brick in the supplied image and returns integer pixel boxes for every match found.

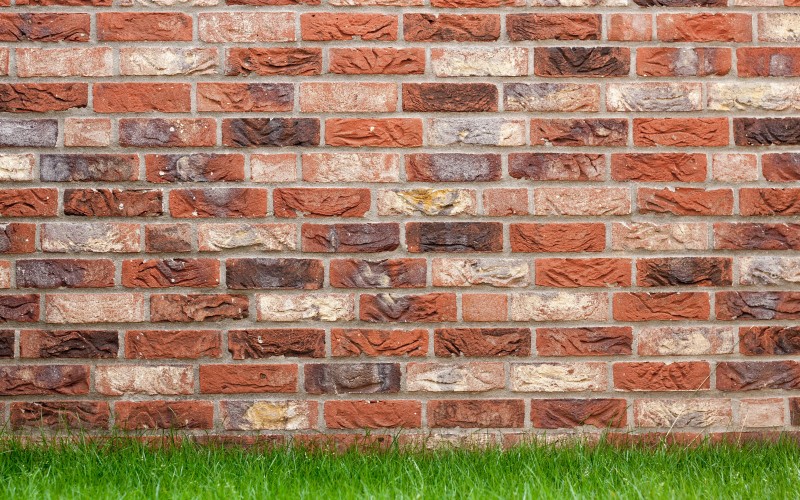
[16,259,115,288]
[710,83,800,112]
[302,223,399,253]
[759,13,800,42]
[403,14,499,42]
[739,256,800,286]
[612,222,708,252]
[407,362,504,392]
[535,258,631,287]
[739,399,784,428]
[509,153,605,181]
[740,326,800,356]
[763,153,800,182]
[511,363,607,392]
[535,47,630,77]
[17,48,112,78]
[531,399,627,429]
[0,365,89,395]
[634,399,731,428]
[200,364,297,393]
[637,258,732,287]
[222,401,316,431]
[274,188,371,218]
[64,119,111,148]
[0,154,34,181]
[64,189,162,218]
[146,154,244,183]
[608,14,652,42]
[120,119,216,148]
[0,189,57,217]
[657,14,752,42]
[509,292,608,322]
[20,330,117,358]
[151,294,248,322]
[533,187,630,216]
[430,400,524,428]
[740,188,800,216]
[612,154,706,182]
[40,222,140,253]
[305,363,400,394]
[508,14,600,41]
[530,118,627,147]
[633,118,728,147]
[483,189,529,216]
[511,223,605,253]
[301,13,396,41]
[428,118,525,147]
[96,365,193,395]
[462,293,507,322]
[329,48,424,75]
[431,48,527,77]
[379,189,476,216]
[613,293,710,321]
[226,48,321,76]
[226,258,323,290]
[303,153,398,183]
[41,154,138,182]
[326,400,421,429]
[0,330,12,357]
[46,293,144,324]
[360,293,457,323]
[717,361,800,391]
[0,120,57,148]
[169,188,268,218]
[330,258,427,289]
[717,291,800,321]
[229,329,325,359]
[0,224,36,254]
[256,293,354,322]
[146,224,193,253]
[432,258,530,288]
[639,326,734,356]
[637,48,731,77]
[713,154,758,183]
[120,48,218,76]
[406,222,502,253]
[734,118,800,146]
[10,401,109,429]
[614,362,711,391]
[198,223,296,252]
[98,13,192,41]
[301,83,396,113]
[403,83,497,112]
[737,48,800,77]
[0,14,89,42]
[406,153,500,182]
[115,401,213,430]
[537,327,633,357]
[251,154,296,183]
[94,83,190,113]
[435,328,530,357]
[223,118,320,147]
[125,330,221,359]
[607,83,702,112]
[326,119,422,148]
[638,188,733,216]
[0,83,87,113]
[504,83,600,112]
[122,258,220,288]
[714,223,800,251]
[199,12,295,42]
[332,328,428,357]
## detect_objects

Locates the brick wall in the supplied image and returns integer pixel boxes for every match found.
[0,0,799,443]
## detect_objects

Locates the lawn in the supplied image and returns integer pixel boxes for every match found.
[1,434,798,499]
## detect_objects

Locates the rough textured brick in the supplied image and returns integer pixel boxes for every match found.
[1,0,797,439]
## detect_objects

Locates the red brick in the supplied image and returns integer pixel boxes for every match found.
[360,293,457,323]
[657,14,752,42]
[169,188,268,218]
[330,259,426,289]
[531,399,627,429]
[197,83,293,112]
[612,153,707,182]
[633,118,728,147]
[435,328,530,357]
[0,189,57,217]
[325,400,421,429]
[150,294,248,322]
[301,13,397,41]
[614,362,711,391]
[97,13,192,42]
[608,14,652,42]
[511,223,605,253]
[329,48,425,75]
[614,293,711,321]
[274,188,370,218]
[429,400,524,428]
[325,119,422,148]
[10,401,109,429]
[229,329,325,359]
[200,364,297,394]
[737,48,800,77]
[119,119,216,148]
[537,327,633,357]
[0,83,87,113]
[637,48,731,77]
[125,330,221,359]
[20,330,118,358]
[404,13,499,42]
[536,258,631,288]
[226,48,321,76]
[508,14,600,41]
[115,401,214,430]
[122,259,220,288]
[0,14,89,42]
[94,83,190,113]
[331,328,428,357]
[638,188,733,216]
[403,83,497,112]
[740,188,800,216]
[462,293,507,322]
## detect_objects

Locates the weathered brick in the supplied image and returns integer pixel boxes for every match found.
[301,83,397,113]
[98,13,192,41]
[302,223,399,253]
[715,223,800,251]
[16,259,115,288]
[17,48,112,78]
[257,293,354,322]
[151,294,248,322]
[226,258,322,290]
[531,399,627,429]
[301,13,396,41]
[0,83,87,113]
[0,14,89,42]
[430,400,524,428]
[717,361,800,391]
[326,400,420,429]
[406,154,500,182]
[274,188,371,218]
[222,400,316,431]
[534,47,630,77]
[223,118,320,147]
[96,365,193,395]
[638,326,734,356]
[636,258,732,287]
[200,12,295,42]
[657,14,752,42]
[535,258,631,288]
[403,83,497,112]
[46,294,144,324]
[360,293,457,323]
[0,365,89,395]
[407,362,504,392]
[0,189,57,217]
[637,48,731,77]
[511,363,607,392]
[435,328,531,357]
[332,328,428,357]
[329,48,424,75]
[638,188,733,216]
[508,14,600,41]
[403,13,499,42]
[530,119,627,147]
[11,401,109,429]
[226,48,321,76]
[198,83,293,112]
[200,364,297,393]
[614,362,711,391]
[509,153,605,181]
[613,293,711,321]
[229,329,325,359]
[511,223,606,253]
[198,223,296,252]
[20,330,117,358]
[504,83,600,112]
[125,330,221,359]
[305,363,400,394]
[120,119,216,148]
[537,327,632,357]
[146,154,245,183]
[510,292,608,322]
[330,259,427,289]
[170,188,267,218]
[326,119,422,148]
[64,189,163,217]
[634,399,731,428]
[115,401,213,430]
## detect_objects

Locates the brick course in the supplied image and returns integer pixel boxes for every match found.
[0,0,798,442]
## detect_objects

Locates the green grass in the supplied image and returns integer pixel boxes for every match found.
[1,434,799,499]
